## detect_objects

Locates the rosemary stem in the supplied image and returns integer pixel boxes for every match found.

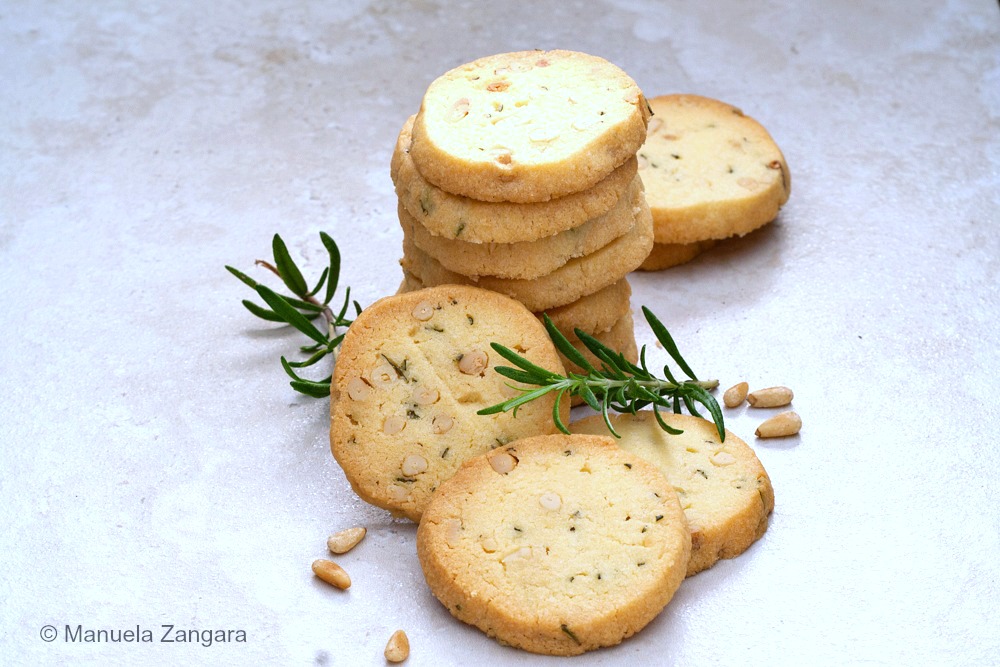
[579,377,719,392]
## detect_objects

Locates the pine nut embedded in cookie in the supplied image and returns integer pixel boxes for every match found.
[412,386,439,405]
[538,491,562,511]
[370,364,398,388]
[431,414,453,434]
[747,386,793,408]
[723,382,749,408]
[384,629,410,663]
[411,301,435,321]
[312,559,351,589]
[458,349,489,375]
[401,454,428,477]
[346,378,371,401]
[488,449,518,474]
[327,527,366,554]
[755,411,802,438]
[383,415,407,435]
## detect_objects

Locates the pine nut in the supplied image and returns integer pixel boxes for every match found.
[458,349,488,375]
[327,527,366,554]
[346,378,371,401]
[370,364,397,388]
[411,301,434,321]
[312,559,351,589]
[384,629,410,663]
[401,454,428,477]
[710,451,736,466]
[488,450,517,474]
[431,414,453,434]
[383,415,406,435]
[723,381,749,408]
[412,386,439,405]
[747,386,794,408]
[538,492,562,511]
[755,411,802,438]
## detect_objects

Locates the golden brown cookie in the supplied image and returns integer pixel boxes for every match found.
[409,50,651,203]
[392,115,638,243]
[571,411,774,576]
[402,178,643,280]
[400,195,653,312]
[639,94,790,244]
[637,239,718,271]
[330,285,569,522]
[417,433,691,656]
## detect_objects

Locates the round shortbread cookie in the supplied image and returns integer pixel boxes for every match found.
[639,94,790,244]
[416,433,691,656]
[392,115,638,243]
[571,411,774,576]
[400,194,653,312]
[330,285,569,522]
[562,310,637,376]
[402,178,643,280]
[409,50,651,203]
[637,239,718,271]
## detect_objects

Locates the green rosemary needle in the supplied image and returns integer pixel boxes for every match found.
[226,232,358,397]
[478,307,725,441]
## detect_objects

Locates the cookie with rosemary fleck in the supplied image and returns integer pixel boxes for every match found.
[571,411,774,576]
[399,193,653,312]
[330,285,568,523]
[560,310,637,377]
[638,239,718,271]
[392,115,638,244]
[639,94,790,245]
[409,50,651,203]
[416,433,690,656]
[403,177,643,280]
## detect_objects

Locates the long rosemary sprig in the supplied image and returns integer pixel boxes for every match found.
[478,307,725,441]
[226,232,359,397]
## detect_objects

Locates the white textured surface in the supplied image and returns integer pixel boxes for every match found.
[2,1,999,665]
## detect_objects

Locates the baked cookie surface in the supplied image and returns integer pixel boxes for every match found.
[571,411,774,576]
[639,94,790,244]
[330,285,568,522]
[409,50,651,203]
[392,114,638,243]
[416,433,690,656]
[638,239,718,271]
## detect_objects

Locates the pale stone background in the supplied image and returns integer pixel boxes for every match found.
[2,1,998,664]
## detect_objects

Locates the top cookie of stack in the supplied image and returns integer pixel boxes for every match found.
[394,50,653,375]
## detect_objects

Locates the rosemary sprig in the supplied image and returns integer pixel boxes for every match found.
[478,307,725,441]
[226,232,358,397]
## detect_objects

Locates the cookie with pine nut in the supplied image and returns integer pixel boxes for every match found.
[402,177,644,280]
[399,193,653,312]
[416,433,690,656]
[330,285,569,523]
[571,411,774,576]
[638,240,718,271]
[409,50,651,203]
[392,114,639,244]
[638,94,790,246]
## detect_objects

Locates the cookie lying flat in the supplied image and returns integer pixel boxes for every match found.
[400,195,653,312]
[539,279,631,339]
[402,178,643,280]
[330,285,569,522]
[571,411,774,576]
[410,50,651,203]
[392,114,638,243]
[417,433,690,656]
[639,94,790,244]
[637,240,718,271]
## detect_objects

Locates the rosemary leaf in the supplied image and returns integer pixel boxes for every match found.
[241,299,285,322]
[542,315,593,373]
[255,285,328,345]
[271,234,309,297]
[643,306,698,380]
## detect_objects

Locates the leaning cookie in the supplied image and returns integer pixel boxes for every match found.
[639,94,790,245]
[417,433,691,656]
[637,240,718,271]
[330,285,569,522]
[409,50,651,203]
[400,195,653,312]
[392,115,638,244]
[571,411,774,576]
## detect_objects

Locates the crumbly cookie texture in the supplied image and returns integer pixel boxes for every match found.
[416,433,691,656]
[571,411,774,576]
[392,114,638,244]
[561,311,638,407]
[638,239,718,271]
[639,94,790,244]
[330,285,568,523]
[403,177,643,280]
[409,50,651,203]
[400,194,653,312]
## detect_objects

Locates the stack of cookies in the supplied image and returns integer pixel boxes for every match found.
[391,50,655,374]
[636,94,791,270]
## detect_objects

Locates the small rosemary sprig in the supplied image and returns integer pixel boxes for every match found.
[225,232,358,397]
[478,307,725,441]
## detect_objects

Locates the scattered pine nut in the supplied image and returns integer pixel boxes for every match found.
[384,629,410,663]
[327,527,366,555]
[723,382,749,408]
[747,386,794,408]
[755,411,802,438]
[312,559,351,589]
